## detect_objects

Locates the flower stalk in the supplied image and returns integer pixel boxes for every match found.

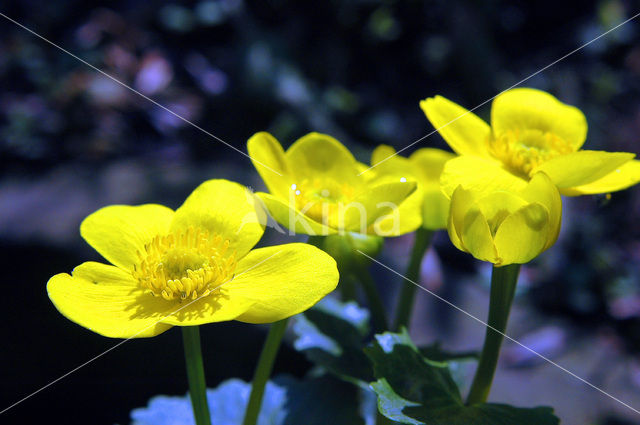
[393,228,434,330]
[355,266,389,333]
[340,273,358,301]
[466,264,520,405]
[182,326,212,425]
[242,319,289,425]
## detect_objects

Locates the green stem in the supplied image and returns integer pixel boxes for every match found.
[355,267,389,333]
[393,228,434,331]
[242,319,289,425]
[306,235,325,248]
[307,235,357,301]
[340,273,358,301]
[466,264,521,405]
[182,326,212,425]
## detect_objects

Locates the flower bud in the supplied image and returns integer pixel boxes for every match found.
[447,172,561,266]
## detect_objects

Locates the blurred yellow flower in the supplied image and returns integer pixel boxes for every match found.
[370,145,455,230]
[248,132,419,236]
[448,172,561,266]
[47,179,339,338]
[421,88,640,197]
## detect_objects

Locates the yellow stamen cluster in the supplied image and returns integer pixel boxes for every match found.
[487,129,574,177]
[290,178,357,223]
[133,226,236,301]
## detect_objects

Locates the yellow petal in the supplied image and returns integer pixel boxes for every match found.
[345,181,417,234]
[420,96,491,157]
[409,148,456,184]
[80,204,174,271]
[491,88,588,150]
[230,244,339,323]
[494,203,550,265]
[256,192,337,235]
[535,150,635,189]
[441,156,527,198]
[421,189,450,230]
[520,173,562,249]
[47,263,172,338]
[170,180,265,259]
[410,148,456,230]
[560,159,640,195]
[369,186,423,236]
[286,132,362,187]
[356,161,370,179]
[448,186,475,251]
[72,261,138,286]
[247,132,291,198]
[366,147,423,234]
[371,144,397,166]
[475,191,528,231]
[369,145,416,188]
[158,291,256,327]
[460,207,498,263]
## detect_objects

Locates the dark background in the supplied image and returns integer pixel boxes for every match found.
[1,0,640,424]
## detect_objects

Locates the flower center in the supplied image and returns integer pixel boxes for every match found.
[133,226,236,301]
[487,129,574,178]
[290,178,356,224]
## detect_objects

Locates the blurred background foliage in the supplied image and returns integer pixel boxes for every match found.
[1,0,640,424]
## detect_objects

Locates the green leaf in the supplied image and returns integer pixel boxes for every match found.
[365,330,560,425]
[418,343,478,390]
[292,297,374,384]
[418,343,478,363]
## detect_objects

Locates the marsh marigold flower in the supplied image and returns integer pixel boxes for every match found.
[247,132,419,236]
[370,145,455,230]
[47,179,339,338]
[448,172,562,266]
[422,88,640,197]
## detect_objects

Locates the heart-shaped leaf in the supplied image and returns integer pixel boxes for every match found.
[292,297,374,384]
[366,330,560,425]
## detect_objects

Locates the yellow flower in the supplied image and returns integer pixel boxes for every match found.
[448,172,562,266]
[47,179,339,338]
[421,88,640,197]
[370,145,455,230]
[247,132,419,236]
